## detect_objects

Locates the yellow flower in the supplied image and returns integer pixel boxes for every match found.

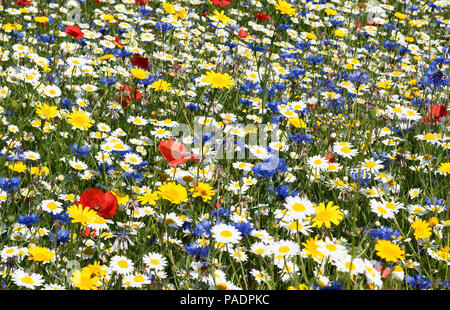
[158,182,187,204]
[438,162,450,174]
[130,67,149,80]
[288,284,312,290]
[274,0,296,16]
[436,246,449,261]
[325,8,337,16]
[305,32,317,41]
[2,23,23,32]
[213,10,232,25]
[30,166,50,176]
[288,117,306,128]
[411,218,432,240]
[67,204,99,227]
[8,161,27,173]
[311,201,344,229]
[190,182,215,202]
[36,103,59,120]
[375,240,405,263]
[83,261,108,278]
[162,2,176,14]
[394,12,407,20]
[137,191,159,206]
[173,8,187,20]
[34,16,49,24]
[27,246,55,262]
[66,110,94,131]
[301,236,324,259]
[110,189,129,205]
[102,14,115,22]
[150,79,172,91]
[334,28,347,38]
[71,269,100,290]
[201,71,234,89]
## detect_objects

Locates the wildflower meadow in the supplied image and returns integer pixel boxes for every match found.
[0,0,448,292]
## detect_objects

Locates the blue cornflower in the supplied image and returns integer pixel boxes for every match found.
[239,98,252,106]
[274,185,298,201]
[319,281,343,290]
[366,227,401,241]
[307,55,325,65]
[156,22,173,32]
[278,23,290,30]
[187,103,199,111]
[288,133,314,144]
[351,171,371,186]
[347,70,370,85]
[184,242,210,259]
[329,18,344,27]
[98,163,116,175]
[405,274,432,290]
[17,214,39,226]
[48,229,70,244]
[100,76,118,86]
[295,40,310,50]
[52,212,73,224]
[230,221,254,237]
[0,177,21,192]
[252,156,287,178]
[383,40,399,50]
[187,219,212,237]
[69,143,91,157]
[61,97,76,109]
[212,207,231,219]
[240,80,262,94]
[425,196,447,210]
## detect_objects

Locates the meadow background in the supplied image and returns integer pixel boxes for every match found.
[0,0,448,290]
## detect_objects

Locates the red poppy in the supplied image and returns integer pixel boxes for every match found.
[375,264,391,279]
[64,25,84,40]
[16,0,31,6]
[355,20,362,30]
[325,153,335,164]
[135,0,149,5]
[83,227,98,238]
[130,54,150,69]
[158,140,199,168]
[76,188,118,219]
[118,85,142,108]
[94,0,105,3]
[238,29,248,38]
[366,20,380,27]
[255,12,270,21]
[214,200,223,209]
[212,0,231,7]
[421,105,448,125]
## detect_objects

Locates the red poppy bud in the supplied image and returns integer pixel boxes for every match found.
[325,154,335,164]
[214,200,222,209]
[158,140,199,168]
[238,29,248,38]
